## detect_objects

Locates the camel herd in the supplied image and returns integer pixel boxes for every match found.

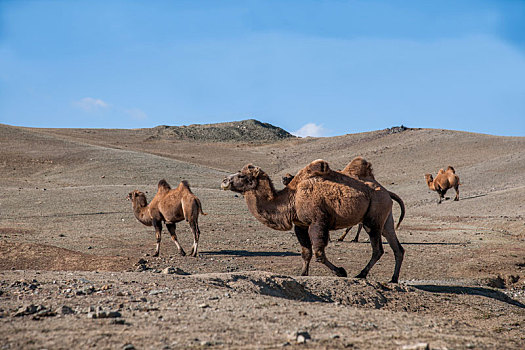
[128,157,461,283]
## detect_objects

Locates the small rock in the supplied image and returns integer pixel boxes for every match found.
[111,318,126,325]
[14,304,41,317]
[123,344,135,350]
[162,267,176,274]
[149,290,164,296]
[289,331,311,344]
[401,343,430,350]
[58,305,75,315]
[136,264,147,272]
[198,303,210,309]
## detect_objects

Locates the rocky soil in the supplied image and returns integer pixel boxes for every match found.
[0,121,524,349]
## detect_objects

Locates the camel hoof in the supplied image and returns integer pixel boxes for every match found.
[454,198,459,201]
[389,278,399,284]
[355,271,367,279]
[179,250,186,257]
[351,239,358,243]
[153,252,159,257]
[337,267,347,277]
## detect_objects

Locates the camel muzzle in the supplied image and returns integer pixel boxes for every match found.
[221,178,232,191]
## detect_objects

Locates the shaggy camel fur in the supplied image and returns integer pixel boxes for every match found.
[283,157,405,244]
[425,166,460,204]
[282,173,364,243]
[222,160,405,283]
[128,179,205,257]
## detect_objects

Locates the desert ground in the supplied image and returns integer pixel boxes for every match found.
[0,121,524,349]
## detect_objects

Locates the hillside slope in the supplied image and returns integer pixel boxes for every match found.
[0,122,524,349]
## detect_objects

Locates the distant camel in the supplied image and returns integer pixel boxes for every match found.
[223,159,405,283]
[425,166,460,204]
[128,179,205,257]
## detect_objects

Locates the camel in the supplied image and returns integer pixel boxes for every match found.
[127,179,205,257]
[222,160,405,283]
[282,157,405,244]
[425,166,460,204]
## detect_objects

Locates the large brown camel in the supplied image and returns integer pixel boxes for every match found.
[425,166,460,204]
[282,157,405,244]
[222,160,405,283]
[128,179,205,257]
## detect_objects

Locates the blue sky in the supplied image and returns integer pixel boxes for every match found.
[1,0,524,136]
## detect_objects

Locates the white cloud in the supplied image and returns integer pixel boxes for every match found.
[74,97,109,111]
[125,108,148,121]
[292,123,329,137]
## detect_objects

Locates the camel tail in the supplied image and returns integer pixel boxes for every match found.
[388,191,405,229]
[158,179,171,191]
[196,198,207,216]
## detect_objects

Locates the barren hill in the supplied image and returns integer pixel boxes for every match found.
[0,122,524,349]
[150,119,295,142]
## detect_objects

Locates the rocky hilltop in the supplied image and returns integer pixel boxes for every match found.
[150,119,295,142]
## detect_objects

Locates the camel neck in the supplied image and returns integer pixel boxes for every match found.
[243,179,294,231]
[133,201,152,226]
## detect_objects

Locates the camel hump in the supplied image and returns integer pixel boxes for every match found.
[344,156,374,179]
[158,179,171,191]
[437,169,445,175]
[307,159,331,175]
[180,180,191,189]
[446,166,456,173]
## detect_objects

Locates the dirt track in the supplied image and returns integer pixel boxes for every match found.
[0,123,524,349]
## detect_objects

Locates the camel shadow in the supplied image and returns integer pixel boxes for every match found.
[411,284,525,308]
[399,242,466,246]
[201,250,300,257]
[337,241,465,246]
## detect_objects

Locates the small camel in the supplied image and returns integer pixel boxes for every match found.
[128,179,205,257]
[222,159,405,283]
[282,157,405,243]
[425,166,460,204]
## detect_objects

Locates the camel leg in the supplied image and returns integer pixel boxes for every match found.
[337,227,352,242]
[166,223,186,256]
[437,190,443,204]
[351,224,363,243]
[188,220,200,257]
[356,228,384,279]
[294,225,312,276]
[454,184,460,201]
[309,221,347,277]
[152,219,162,257]
[382,213,404,283]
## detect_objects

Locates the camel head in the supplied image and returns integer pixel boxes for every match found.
[221,164,268,193]
[127,190,148,207]
[282,173,294,186]
[424,174,433,185]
